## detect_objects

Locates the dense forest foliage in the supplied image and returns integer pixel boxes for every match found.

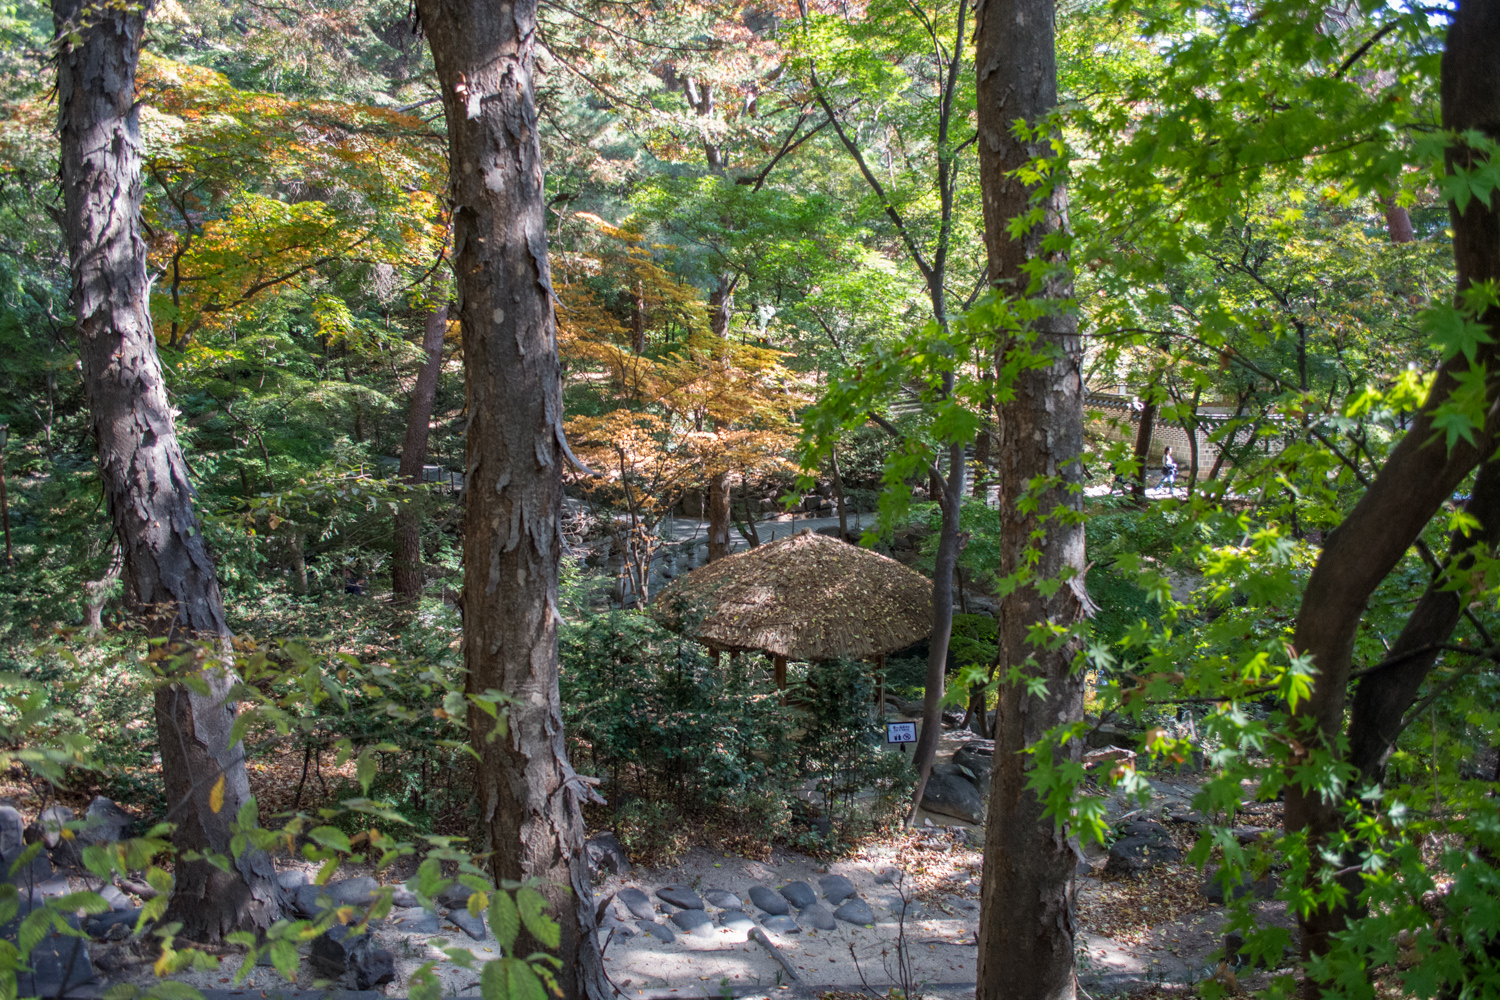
[0,0,1498,998]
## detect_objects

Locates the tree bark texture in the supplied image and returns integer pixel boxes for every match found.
[1347,456,1500,787]
[1382,193,1416,244]
[1284,0,1500,971]
[907,443,965,823]
[974,1,1089,999]
[830,444,849,539]
[53,0,282,941]
[1130,393,1157,502]
[706,279,733,562]
[415,2,607,995]
[393,306,449,603]
[707,467,732,561]
[974,371,995,497]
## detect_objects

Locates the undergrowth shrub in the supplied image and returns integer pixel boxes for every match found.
[560,609,911,859]
[791,657,913,838]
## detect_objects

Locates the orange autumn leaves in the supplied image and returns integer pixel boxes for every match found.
[559,215,802,519]
[136,54,446,347]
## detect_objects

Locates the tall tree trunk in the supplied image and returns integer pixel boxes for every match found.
[974,370,995,497]
[82,543,122,632]
[1284,5,1500,977]
[1184,386,1202,497]
[1382,192,1416,244]
[1130,393,1157,503]
[974,1,1089,999]
[1346,456,1500,787]
[706,466,732,561]
[393,305,448,603]
[632,279,646,354]
[0,427,11,566]
[706,278,734,562]
[907,442,966,823]
[53,0,284,941]
[830,444,848,540]
[415,1,607,995]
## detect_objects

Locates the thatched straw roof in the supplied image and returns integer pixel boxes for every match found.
[653,530,933,661]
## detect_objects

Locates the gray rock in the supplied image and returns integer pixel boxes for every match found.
[586,833,632,876]
[877,893,919,915]
[668,909,715,938]
[656,884,703,910]
[952,740,994,786]
[93,945,128,975]
[1105,836,1181,876]
[437,881,475,907]
[392,887,420,908]
[719,911,756,934]
[819,874,857,904]
[1086,722,1142,750]
[392,908,441,934]
[761,914,800,935]
[2,889,95,995]
[447,908,486,940]
[703,890,742,910]
[748,885,789,915]
[85,908,141,937]
[618,887,657,920]
[779,881,817,909]
[37,806,73,850]
[292,883,330,917]
[309,925,396,990]
[798,902,836,930]
[873,867,900,885]
[921,771,985,824]
[5,840,54,885]
[1202,867,1277,905]
[327,876,380,905]
[1119,819,1172,843]
[833,898,875,926]
[0,807,23,859]
[100,884,131,911]
[276,869,309,890]
[638,920,675,943]
[600,914,636,937]
[80,797,133,845]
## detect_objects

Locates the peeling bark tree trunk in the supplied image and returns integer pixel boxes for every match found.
[974,1,1089,998]
[393,306,448,603]
[415,0,608,994]
[1284,5,1500,976]
[52,0,283,940]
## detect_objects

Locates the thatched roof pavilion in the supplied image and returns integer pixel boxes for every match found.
[653,529,933,664]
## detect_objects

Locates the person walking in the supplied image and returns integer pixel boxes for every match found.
[1160,446,1179,493]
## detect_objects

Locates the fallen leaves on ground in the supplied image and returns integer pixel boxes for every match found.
[1075,826,1214,944]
